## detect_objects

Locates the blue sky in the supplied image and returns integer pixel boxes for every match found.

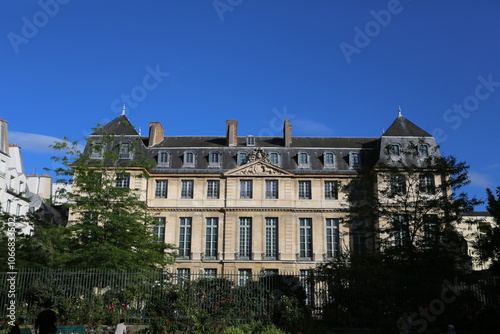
[1,1,499,209]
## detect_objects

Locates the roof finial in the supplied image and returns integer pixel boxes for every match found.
[121,104,126,115]
[398,105,402,117]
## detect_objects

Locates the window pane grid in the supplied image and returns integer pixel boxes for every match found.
[179,218,192,258]
[265,218,278,258]
[299,218,312,259]
[205,218,218,258]
[265,180,278,199]
[207,180,220,199]
[299,181,311,199]
[239,218,252,258]
[181,180,194,198]
[324,181,338,199]
[326,219,339,259]
[240,180,253,199]
[155,180,168,198]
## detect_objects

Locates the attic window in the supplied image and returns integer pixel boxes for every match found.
[120,142,131,159]
[419,144,429,157]
[246,135,255,147]
[158,151,170,166]
[209,151,221,167]
[324,152,335,168]
[269,152,280,165]
[349,152,360,169]
[389,144,400,156]
[183,151,195,167]
[237,152,249,166]
[298,152,310,168]
[91,142,104,159]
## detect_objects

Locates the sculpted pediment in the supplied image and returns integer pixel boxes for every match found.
[225,161,293,176]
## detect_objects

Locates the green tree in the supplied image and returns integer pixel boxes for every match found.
[48,123,176,270]
[344,141,480,273]
[474,187,500,273]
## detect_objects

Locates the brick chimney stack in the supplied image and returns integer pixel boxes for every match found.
[148,122,164,147]
[226,120,238,147]
[283,119,292,147]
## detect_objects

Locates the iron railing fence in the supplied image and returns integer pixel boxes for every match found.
[1,269,498,328]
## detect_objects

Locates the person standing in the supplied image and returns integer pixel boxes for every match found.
[35,301,57,334]
[396,311,412,334]
[114,319,127,334]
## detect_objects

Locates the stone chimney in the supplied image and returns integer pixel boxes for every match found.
[283,119,292,147]
[226,120,238,147]
[148,122,164,147]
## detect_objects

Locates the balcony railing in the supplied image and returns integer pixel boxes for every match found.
[201,252,220,261]
[177,252,193,260]
[296,253,317,262]
[261,252,280,261]
[235,252,254,261]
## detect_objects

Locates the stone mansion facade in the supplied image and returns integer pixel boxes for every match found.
[81,112,444,276]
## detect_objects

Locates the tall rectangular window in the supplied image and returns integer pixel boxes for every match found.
[177,268,190,285]
[181,180,194,199]
[240,180,253,199]
[324,181,338,200]
[183,152,195,167]
[238,152,248,165]
[209,152,220,167]
[299,218,312,260]
[179,217,192,259]
[115,174,130,188]
[298,181,312,199]
[324,152,335,168]
[423,214,438,247]
[350,152,360,168]
[419,175,435,194]
[298,152,309,166]
[265,218,278,260]
[154,217,166,243]
[393,214,408,247]
[269,152,280,165]
[158,151,169,166]
[238,269,252,286]
[205,218,218,259]
[326,219,340,260]
[155,180,168,198]
[239,218,252,259]
[204,269,217,278]
[391,175,406,195]
[265,180,279,199]
[352,220,366,255]
[207,180,220,199]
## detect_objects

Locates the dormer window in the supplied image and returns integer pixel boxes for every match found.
[183,151,195,167]
[246,135,255,147]
[324,152,335,168]
[91,142,104,159]
[237,152,248,166]
[419,144,429,157]
[208,151,221,167]
[349,152,360,169]
[298,152,310,168]
[389,144,400,156]
[119,142,131,159]
[269,152,280,166]
[158,151,170,166]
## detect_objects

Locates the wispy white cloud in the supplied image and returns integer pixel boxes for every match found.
[293,120,335,136]
[9,132,66,154]
[469,171,495,189]
[486,163,500,170]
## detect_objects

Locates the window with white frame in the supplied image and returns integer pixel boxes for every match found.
[324,181,338,200]
[177,268,190,285]
[238,269,252,286]
[155,180,168,198]
[207,180,220,199]
[237,152,249,165]
[391,175,406,195]
[204,269,217,278]
[324,152,335,168]
[423,214,438,247]
[158,151,170,166]
[246,135,255,146]
[120,142,131,159]
[265,180,279,199]
[178,218,192,259]
[388,144,400,156]
[393,214,408,247]
[326,219,340,260]
[240,180,253,199]
[181,180,194,199]
[419,144,429,157]
[349,152,360,169]
[115,174,130,188]
[208,151,221,167]
[91,142,104,159]
[419,174,435,195]
[5,200,12,213]
[153,217,166,242]
[239,218,252,259]
[299,218,312,260]
[269,152,280,165]
[298,181,312,199]
[298,152,309,167]
[265,218,278,259]
[205,218,218,259]
[183,151,195,167]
